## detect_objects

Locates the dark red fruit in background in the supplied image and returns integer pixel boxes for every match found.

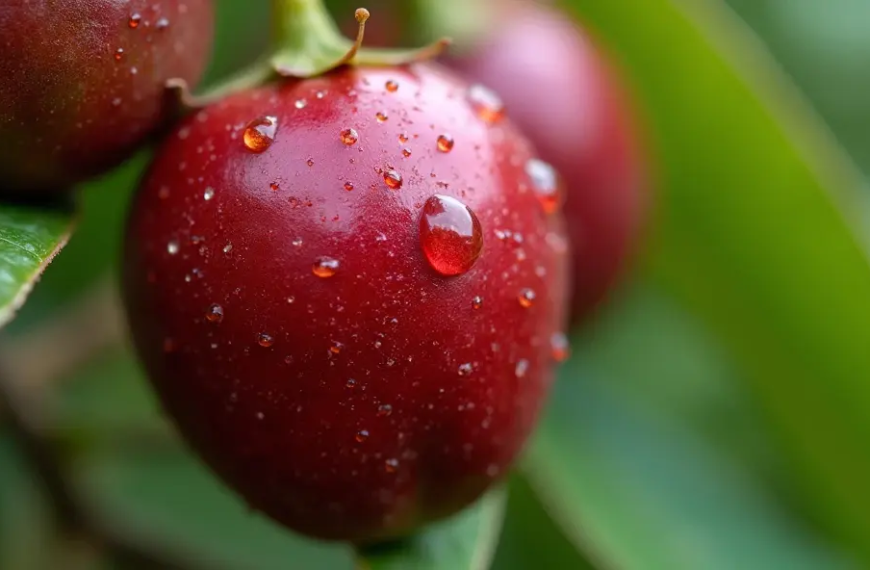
[123,64,569,542]
[455,0,647,320]
[0,0,213,195]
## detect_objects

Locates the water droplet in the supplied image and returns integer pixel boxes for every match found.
[384,458,399,473]
[346,378,357,388]
[355,429,370,443]
[128,13,141,28]
[518,288,535,308]
[292,237,303,247]
[167,240,179,255]
[206,304,224,323]
[306,158,314,167]
[243,116,278,153]
[377,404,392,417]
[419,195,484,276]
[398,132,409,143]
[383,170,402,190]
[551,332,570,362]
[344,181,354,191]
[203,187,214,201]
[458,363,473,376]
[270,181,280,191]
[223,242,233,253]
[330,342,343,354]
[257,333,274,348]
[155,17,170,30]
[401,148,412,158]
[515,359,529,378]
[295,99,307,109]
[312,257,339,278]
[316,90,326,99]
[472,296,483,309]
[113,48,124,61]
[375,111,388,123]
[436,134,454,153]
[467,84,505,124]
[385,80,399,92]
[526,158,562,213]
[340,128,359,146]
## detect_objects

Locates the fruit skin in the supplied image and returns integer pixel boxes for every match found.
[122,64,569,542]
[454,0,647,320]
[0,0,213,195]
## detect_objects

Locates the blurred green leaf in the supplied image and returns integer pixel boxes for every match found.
[0,203,73,329]
[564,0,870,557]
[525,286,856,569]
[0,435,54,570]
[358,487,505,570]
[73,441,353,570]
[490,475,593,570]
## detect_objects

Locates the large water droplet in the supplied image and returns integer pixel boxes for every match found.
[312,257,339,278]
[128,13,141,28]
[375,111,389,123]
[243,116,278,153]
[344,181,354,191]
[340,128,359,146]
[419,195,483,276]
[526,158,562,213]
[436,134,454,153]
[467,84,505,124]
[518,288,535,308]
[551,332,570,362]
[385,80,399,93]
[383,169,402,190]
[206,303,224,323]
[257,333,275,348]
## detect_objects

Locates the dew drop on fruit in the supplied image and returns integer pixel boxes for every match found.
[346,378,357,388]
[467,84,505,124]
[312,257,339,278]
[203,187,214,201]
[344,181,354,191]
[375,111,388,123]
[419,195,484,276]
[206,304,224,323]
[383,170,402,190]
[458,363,473,376]
[114,48,124,61]
[401,148,412,158]
[292,237,303,247]
[295,99,307,109]
[155,17,170,30]
[377,404,392,417]
[385,458,399,473]
[385,80,399,92]
[270,182,280,191]
[437,134,455,153]
[167,240,179,255]
[526,158,562,213]
[128,13,141,28]
[257,333,274,348]
[330,342,343,354]
[472,296,483,310]
[515,359,529,378]
[355,429,370,443]
[340,128,359,146]
[398,133,409,143]
[243,116,278,153]
[223,242,233,254]
[306,159,315,167]
[551,332,570,362]
[518,288,536,308]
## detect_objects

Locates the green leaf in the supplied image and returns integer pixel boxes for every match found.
[0,203,73,329]
[73,442,353,570]
[525,287,856,569]
[358,487,506,570]
[0,435,54,570]
[563,0,870,557]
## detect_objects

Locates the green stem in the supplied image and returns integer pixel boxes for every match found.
[271,0,346,52]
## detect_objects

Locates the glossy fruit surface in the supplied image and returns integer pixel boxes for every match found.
[456,0,647,320]
[0,0,213,195]
[122,64,569,542]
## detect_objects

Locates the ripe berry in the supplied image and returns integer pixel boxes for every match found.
[455,1,647,319]
[0,0,213,195]
[122,64,569,542]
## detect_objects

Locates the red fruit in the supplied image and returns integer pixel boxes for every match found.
[122,64,569,542]
[0,0,213,195]
[456,1,647,320]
